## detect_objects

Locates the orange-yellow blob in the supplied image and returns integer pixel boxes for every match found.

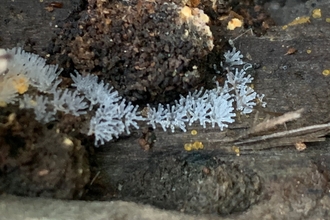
[322,69,330,76]
[184,141,204,151]
[227,18,243,30]
[184,143,193,151]
[312,9,321,19]
[179,6,192,22]
[192,141,204,150]
[191,130,198,135]
[12,76,29,94]
[232,146,240,156]
[282,16,310,30]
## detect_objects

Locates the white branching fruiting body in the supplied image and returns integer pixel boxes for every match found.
[0,47,266,146]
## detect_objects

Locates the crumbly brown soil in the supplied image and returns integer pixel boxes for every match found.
[1,0,330,219]
[0,107,90,199]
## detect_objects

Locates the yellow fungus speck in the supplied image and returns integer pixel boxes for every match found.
[63,138,74,147]
[326,18,330,23]
[227,18,243,30]
[8,113,16,123]
[294,141,306,151]
[184,143,193,151]
[312,9,321,19]
[12,76,29,94]
[306,49,312,54]
[192,141,204,150]
[283,16,310,30]
[322,69,330,76]
[184,141,204,151]
[292,16,310,24]
[180,6,192,21]
[191,130,198,135]
[232,146,240,156]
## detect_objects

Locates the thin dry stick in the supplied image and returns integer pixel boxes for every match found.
[234,122,330,146]
[248,108,304,135]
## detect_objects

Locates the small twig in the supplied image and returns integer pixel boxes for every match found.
[89,171,101,186]
[234,122,330,146]
[229,28,254,45]
[248,108,304,135]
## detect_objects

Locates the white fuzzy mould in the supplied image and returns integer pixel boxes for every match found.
[0,46,266,146]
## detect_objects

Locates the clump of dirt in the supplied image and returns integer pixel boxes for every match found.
[0,108,90,199]
[113,152,262,215]
[48,0,274,105]
[50,0,215,104]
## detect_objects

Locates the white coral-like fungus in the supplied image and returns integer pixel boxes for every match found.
[223,47,245,67]
[52,89,88,116]
[89,99,143,146]
[6,47,62,92]
[0,46,266,147]
[71,72,120,109]
[147,82,236,132]
[19,94,55,123]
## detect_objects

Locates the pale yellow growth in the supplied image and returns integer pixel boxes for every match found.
[179,6,209,23]
[0,74,30,104]
[322,69,330,76]
[312,9,321,19]
[191,129,197,135]
[232,146,240,156]
[184,143,192,151]
[0,48,30,104]
[227,18,243,30]
[192,141,203,150]
[12,75,29,94]
[179,6,192,21]
[178,6,213,50]
[184,141,204,151]
[282,16,310,30]
[63,138,74,147]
